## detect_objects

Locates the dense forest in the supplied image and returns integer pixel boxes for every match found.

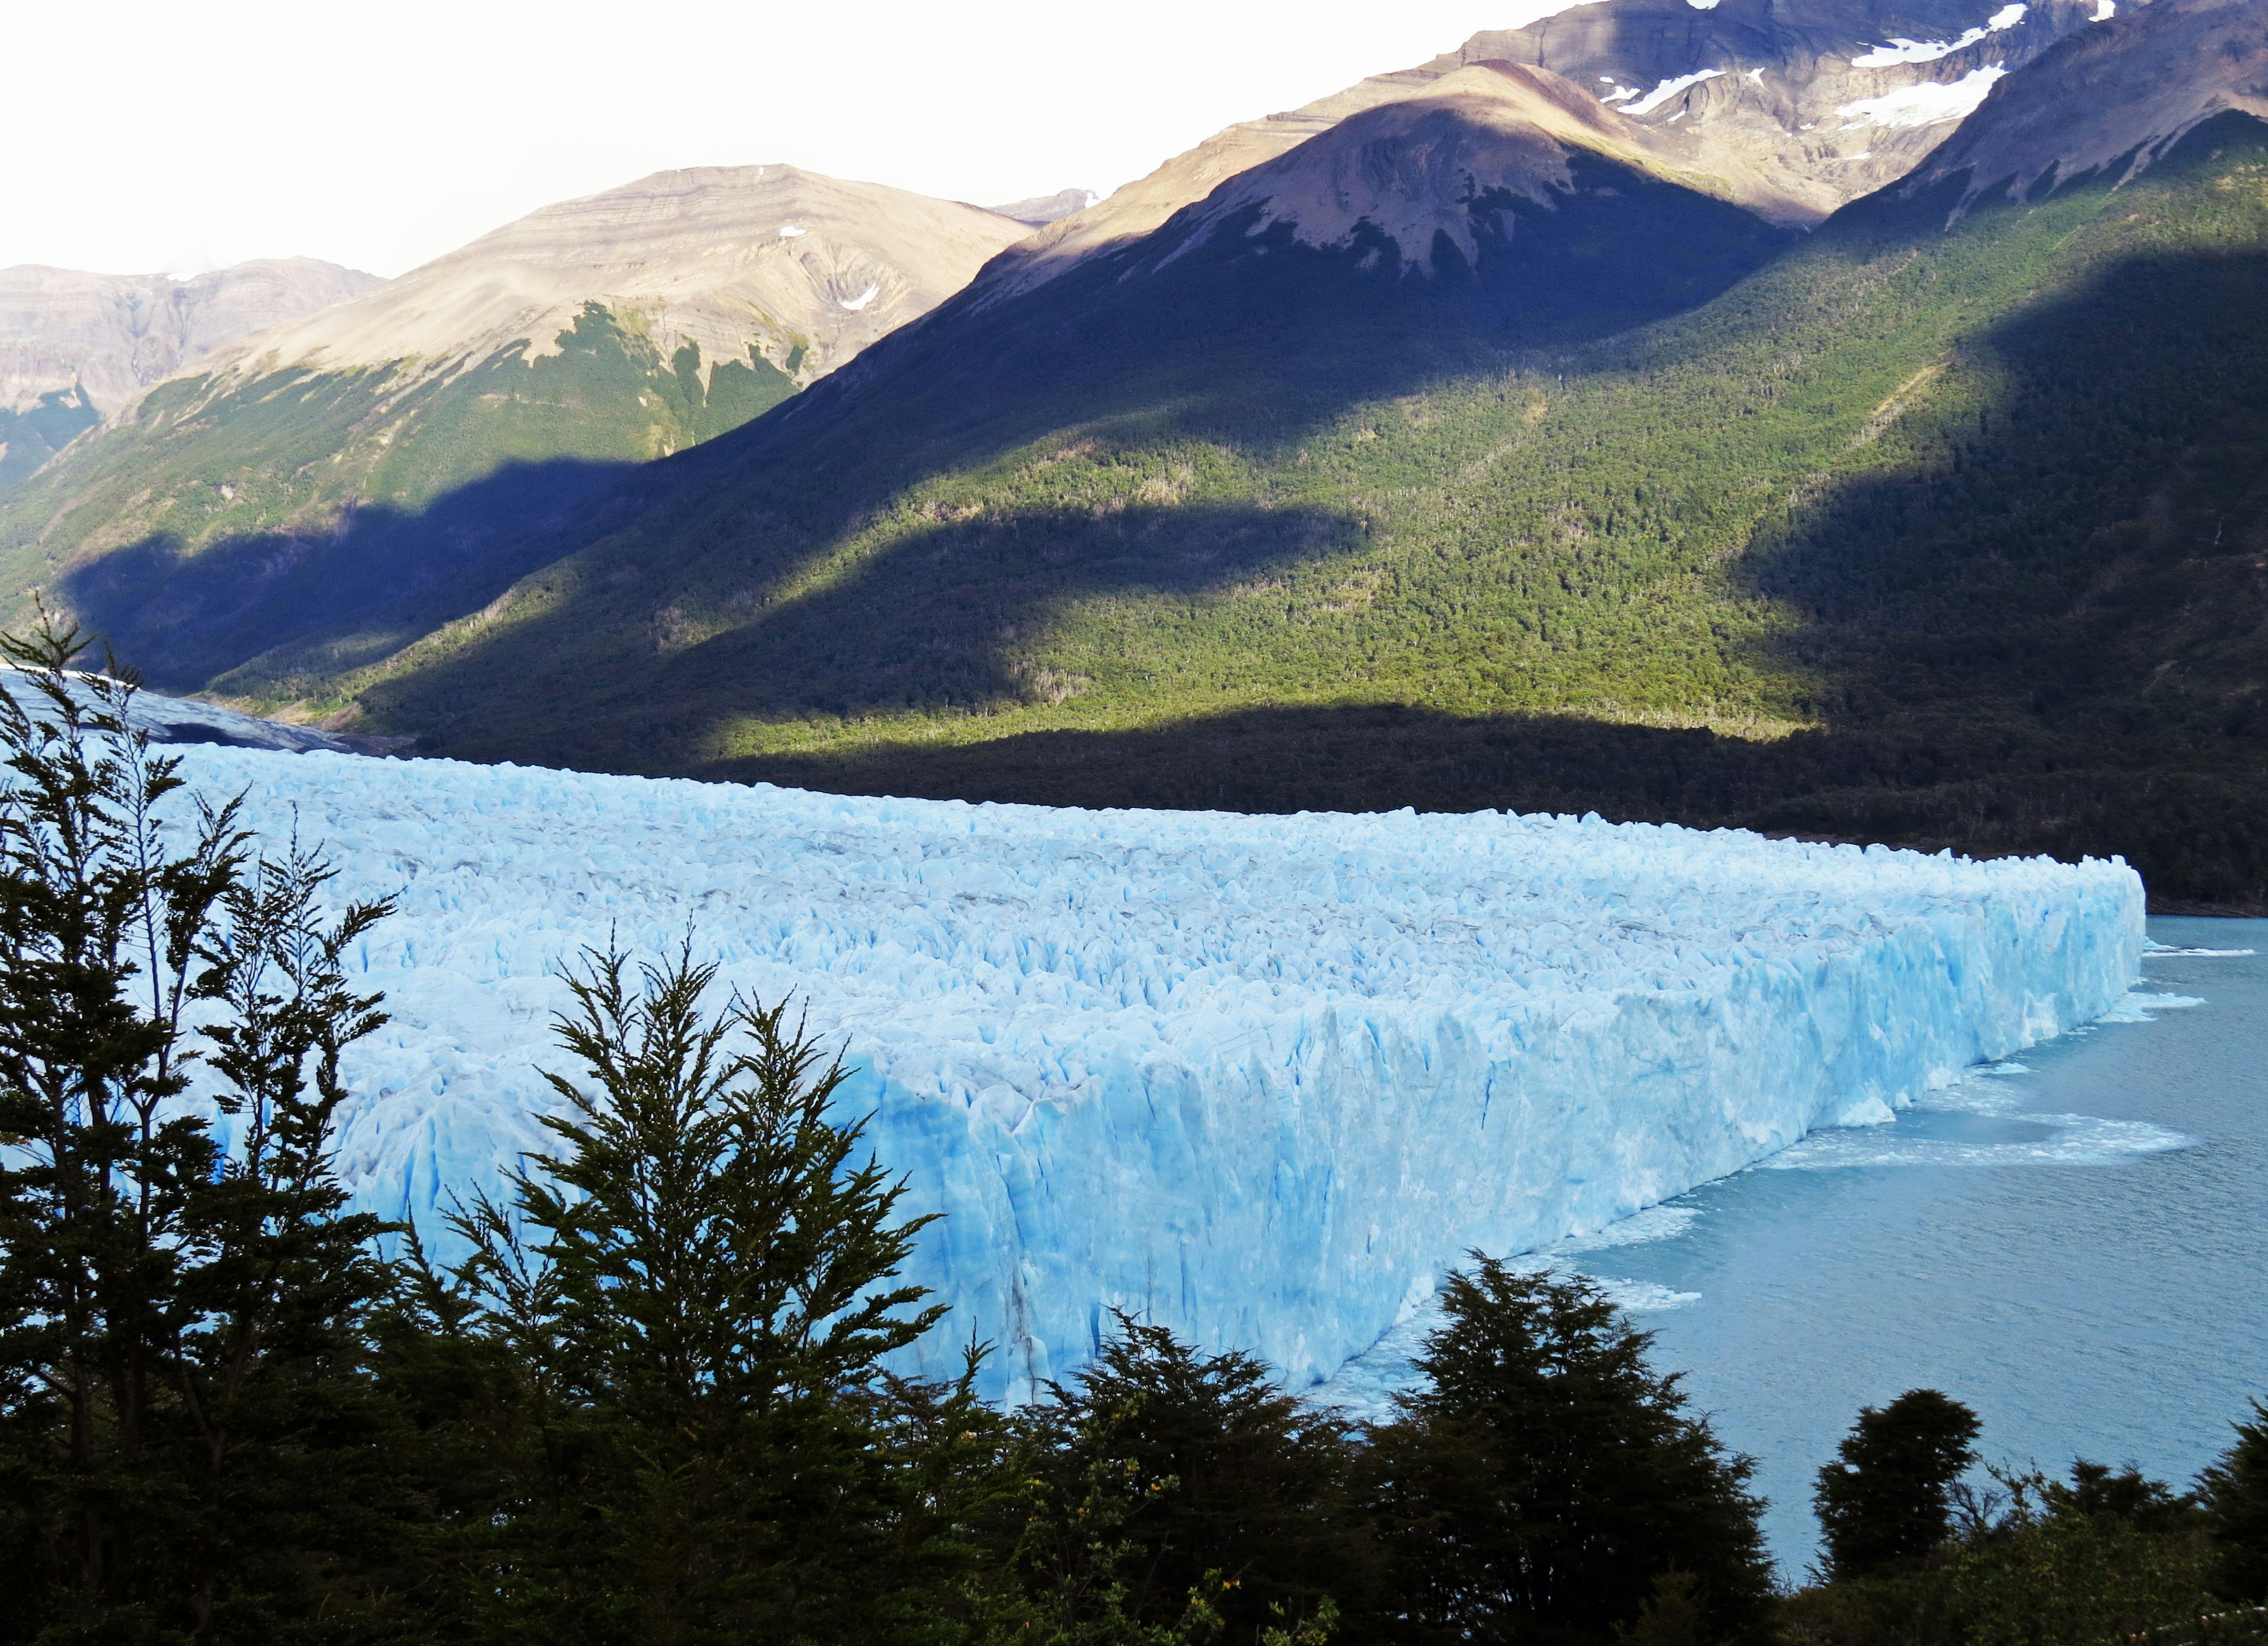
[2,633,2264,1644]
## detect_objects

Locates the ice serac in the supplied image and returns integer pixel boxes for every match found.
[161,745,2142,1402]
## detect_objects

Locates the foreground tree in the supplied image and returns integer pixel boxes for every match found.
[1014,1316,1360,1641]
[2201,1400,2268,1603]
[1780,1458,2222,1646]
[0,618,398,1640]
[1814,1389,1982,1582]
[1358,1259,1773,1645]
[431,939,953,1642]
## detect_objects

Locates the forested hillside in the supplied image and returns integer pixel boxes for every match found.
[286,85,2268,907]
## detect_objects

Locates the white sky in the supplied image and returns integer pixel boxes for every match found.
[6,0,1576,281]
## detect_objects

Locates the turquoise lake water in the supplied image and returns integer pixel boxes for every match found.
[1325,915,2268,1579]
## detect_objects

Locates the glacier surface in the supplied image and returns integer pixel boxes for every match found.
[142,744,2140,1402]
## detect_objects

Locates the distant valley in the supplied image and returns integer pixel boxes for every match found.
[0,257,379,487]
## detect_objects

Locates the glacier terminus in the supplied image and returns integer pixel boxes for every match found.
[158,741,2143,1402]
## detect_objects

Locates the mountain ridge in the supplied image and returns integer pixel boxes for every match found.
[281,0,2268,907]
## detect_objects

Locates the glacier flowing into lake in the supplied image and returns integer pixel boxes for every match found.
[161,745,2142,1402]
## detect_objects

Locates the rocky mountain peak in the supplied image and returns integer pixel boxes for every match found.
[0,258,379,417]
[186,164,1035,399]
[1895,0,2268,214]
[969,0,2116,307]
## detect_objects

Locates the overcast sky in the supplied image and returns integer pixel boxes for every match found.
[8,0,1578,281]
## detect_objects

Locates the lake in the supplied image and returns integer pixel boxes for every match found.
[1322,915,2268,1579]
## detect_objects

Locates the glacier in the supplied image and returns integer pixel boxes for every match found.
[127,741,2141,1403]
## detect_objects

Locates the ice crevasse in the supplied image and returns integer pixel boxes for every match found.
[164,745,2143,1402]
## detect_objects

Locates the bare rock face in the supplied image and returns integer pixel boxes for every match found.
[1145,61,1790,272]
[193,165,1035,397]
[973,0,2114,303]
[0,258,380,415]
[1436,0,2108,218]
[1896,0,2268,214]
[988,188,1100,225]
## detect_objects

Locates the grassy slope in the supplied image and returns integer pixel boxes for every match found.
[317,114,2268,905]
[0,304,793,690]
[0,386,100,491]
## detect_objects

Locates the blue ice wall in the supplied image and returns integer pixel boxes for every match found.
[167,745,2143,1401]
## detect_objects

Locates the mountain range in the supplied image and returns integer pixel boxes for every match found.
[0,258,379,487]
[5,0,2266,907]
[0,166,1034,690]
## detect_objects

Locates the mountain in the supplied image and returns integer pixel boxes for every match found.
[987,188,1100,226]
[207,0,2268,910]
[0,258,378,487]
[0,165,1030,695]
[1892,0,2268,205]
[976,0,2104,304]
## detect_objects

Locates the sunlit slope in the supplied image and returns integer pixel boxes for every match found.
[0,258,380,490]
[337,28,2268,901]
[0,166,1028,689]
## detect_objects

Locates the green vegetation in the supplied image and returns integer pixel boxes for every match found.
[1816,1391,1984,1582]
[0,304,793,693]
[274,113,2268,908]
[0,385,100,491]
[0,619,402,1638]
[1357,1259,1775,1644]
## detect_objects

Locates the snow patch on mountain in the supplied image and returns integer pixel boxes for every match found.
[1840,65,2008,129]
[1627,68,1728,116]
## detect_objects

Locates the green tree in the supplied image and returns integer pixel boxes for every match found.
[1013,1315,1360,1641]
[1814,1389,1982,1582]
[2201,1400,2268,1603]
[436,938,951,1643]
[1358,1258,1773,1646]
[0,616,399,1641]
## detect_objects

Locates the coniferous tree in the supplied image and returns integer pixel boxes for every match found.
[2200,1400,2268,1604]
[1014,1315,1360,1641]
[1358,1259,1772,1646]
[434,938,951,1643]
[0,617,399,1640]
[1813,1388,1982,1582]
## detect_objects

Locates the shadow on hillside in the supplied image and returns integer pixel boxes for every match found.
[348,493,1373,766]
[58,456,648,695]
[708,702,2268,911]
[711,142,1795,501]
[682,122,2268,907]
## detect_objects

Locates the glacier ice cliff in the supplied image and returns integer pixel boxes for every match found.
[158,745,2142,1402]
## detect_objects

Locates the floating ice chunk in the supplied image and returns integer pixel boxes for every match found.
[1549,1203,1703,1253]
[1594,1278,1703,1311]
[2097,990,2208,1021]
[1764,1113,2191,1169]
[2143,945,2252,957]
[1626,67,1728,116]
[1839,65,2007,129]
[838,282,881,311]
